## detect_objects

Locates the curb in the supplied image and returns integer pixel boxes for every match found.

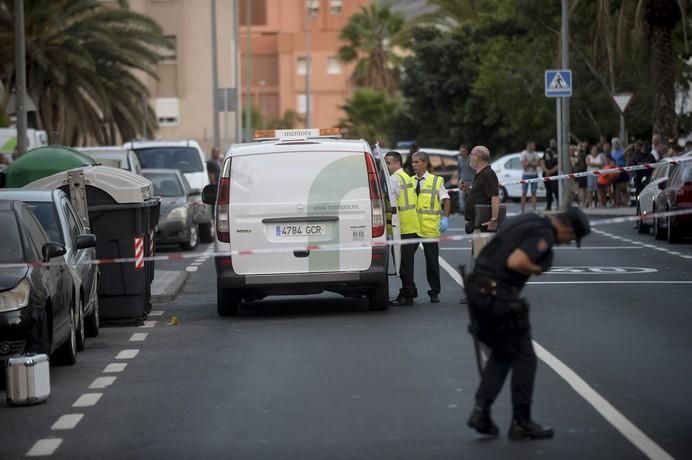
[151,270,189,303]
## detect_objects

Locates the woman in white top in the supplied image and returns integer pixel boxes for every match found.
[585,146,606,207]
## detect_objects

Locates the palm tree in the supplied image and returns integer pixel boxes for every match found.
[338,0,405,94]
[0,0,171,145]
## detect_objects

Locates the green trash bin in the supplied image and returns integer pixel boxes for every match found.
[4,146,96,188]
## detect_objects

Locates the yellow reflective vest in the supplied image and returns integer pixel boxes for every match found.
[415,174,443,238]
[394,170,420,235]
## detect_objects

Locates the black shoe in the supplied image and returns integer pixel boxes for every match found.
[467,407,499,436]
[429,293,440,303]
[390,297,413,307]
[508,419,554,440]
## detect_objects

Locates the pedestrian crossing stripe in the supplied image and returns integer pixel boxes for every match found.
[545,70,572,97]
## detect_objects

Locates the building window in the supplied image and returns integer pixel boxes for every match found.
[327,57,341,75]
[330,0,342,15]
[156,97,180,126]
[297,94,307,114]
[297,57,307,76]
[306,0,319,16]
[160,35,177,64]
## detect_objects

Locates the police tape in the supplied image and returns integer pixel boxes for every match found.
[447,155,692,192]
[1,208,691,269]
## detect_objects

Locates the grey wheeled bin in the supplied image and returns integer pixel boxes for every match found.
[26,166,159,322]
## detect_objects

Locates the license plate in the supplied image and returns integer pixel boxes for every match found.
[275,224,327,237]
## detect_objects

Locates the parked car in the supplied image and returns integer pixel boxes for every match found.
[0,200,78,365]
[0,189,100,349]
[143,169,200,250]
[76,146,143,176]
[127,140,213,243]
[652,160,692,242]
[203,129,396,315]
[490,152,546,202]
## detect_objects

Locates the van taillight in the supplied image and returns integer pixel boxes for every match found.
[216,177,230,242]
[365,152,385,238]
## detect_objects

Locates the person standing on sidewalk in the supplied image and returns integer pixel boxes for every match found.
[457,144,475,216]
[412,151,450,303]
[461,146,500,234]
[466,207,591,440]
[520,141,540,213]
[385,151,420,307]
[540,144,559,211]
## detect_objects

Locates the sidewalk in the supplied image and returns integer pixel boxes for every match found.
[151,270,189,303]
[580,206,636,216]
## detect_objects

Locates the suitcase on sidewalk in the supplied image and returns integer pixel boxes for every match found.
[5,353,50,406]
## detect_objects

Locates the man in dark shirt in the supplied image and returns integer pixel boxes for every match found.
[465,207,590,440]
[461,145,500,234]
[540,145,559,211]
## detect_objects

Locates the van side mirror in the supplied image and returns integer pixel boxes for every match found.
[42,242,66,262]
[76,234,97,250]
[658,180,668,190]
[202,184,217,205]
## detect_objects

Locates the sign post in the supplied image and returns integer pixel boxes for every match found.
[613,93,632,145]
[545,69,572,210]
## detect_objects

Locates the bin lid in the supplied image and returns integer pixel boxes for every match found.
[4,145,97,188]
[25,165,154,203]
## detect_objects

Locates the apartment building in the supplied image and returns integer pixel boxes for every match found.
[123,0,367,152]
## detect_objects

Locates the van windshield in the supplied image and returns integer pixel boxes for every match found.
[0,212,24,262]
[135,147,204,173]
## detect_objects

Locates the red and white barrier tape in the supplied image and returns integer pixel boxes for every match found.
[2,208,691,269]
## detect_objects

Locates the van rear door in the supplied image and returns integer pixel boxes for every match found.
[229,148,372,275]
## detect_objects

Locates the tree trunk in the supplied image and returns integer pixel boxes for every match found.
[646,0,680,141]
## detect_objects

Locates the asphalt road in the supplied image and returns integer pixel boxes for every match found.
[1,206,691,460]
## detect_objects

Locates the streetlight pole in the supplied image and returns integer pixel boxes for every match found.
[244,0,252,141]
[14,0,27,156]
[211,0,220,149]
[304,2,316,129]
[559,0,570,210]
[233,0,241,143]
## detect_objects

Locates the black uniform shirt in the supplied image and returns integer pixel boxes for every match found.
[465,165,499,225]
[474,214,556,290]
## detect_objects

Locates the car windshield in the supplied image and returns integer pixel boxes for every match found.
[0,212,24,262]
[145,173,185,197]
[26,202,63,244]
[135,147,203,173]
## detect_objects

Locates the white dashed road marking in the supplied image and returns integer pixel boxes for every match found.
[89,376,117,389]
[116,349,139,359]
[72,393,102,408]
[51,414,84,431]
[26,438,63,456]
[103,363,127,373]
[148,310,165,316]
[592,228,691,261]
[185,266,198,272]
[140,320,157,328]
[129,332,148,342]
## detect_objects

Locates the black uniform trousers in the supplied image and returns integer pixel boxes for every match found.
[545,181,559,211]
[398,233,418,298]
[422,241,441,295]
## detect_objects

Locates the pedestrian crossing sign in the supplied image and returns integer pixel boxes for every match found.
[545,70,572,97]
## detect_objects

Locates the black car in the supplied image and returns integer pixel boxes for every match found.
[0,200,78,365]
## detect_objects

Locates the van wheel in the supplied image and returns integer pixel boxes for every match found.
[654,210,666,240]
[499,187,508,203]
[368,278,390,311]
[636,204,649,234]
[667,213,680,243]
[199,223,214,243]
[217,286,239,316]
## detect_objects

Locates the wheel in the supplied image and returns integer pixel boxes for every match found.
[499,186,508,203]
[76,296,86,352]
[368,277,390,311]
[181,223,199,250]
[654,210,666,240]
[54,304,78,365]
[636,205,649,234]
[85,292,100,338]
[217,286,239,316]
[667,213,680,243]
[36,305,52,355]
[199,222,214,243]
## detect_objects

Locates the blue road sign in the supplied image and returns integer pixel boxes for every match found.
[545,70,572,97]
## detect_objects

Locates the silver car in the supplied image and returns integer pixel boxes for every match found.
[0,189,100,350]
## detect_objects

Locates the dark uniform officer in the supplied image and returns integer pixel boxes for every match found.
[465,207,590,440]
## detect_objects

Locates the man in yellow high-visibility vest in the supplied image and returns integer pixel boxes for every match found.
[385,151,420,306]
[411,151,451,303]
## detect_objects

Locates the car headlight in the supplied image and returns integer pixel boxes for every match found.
[168,206,188,220]
[0,279,31,312]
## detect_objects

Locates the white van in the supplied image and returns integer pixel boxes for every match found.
[75,146,143,176]
[202,129,398,316]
